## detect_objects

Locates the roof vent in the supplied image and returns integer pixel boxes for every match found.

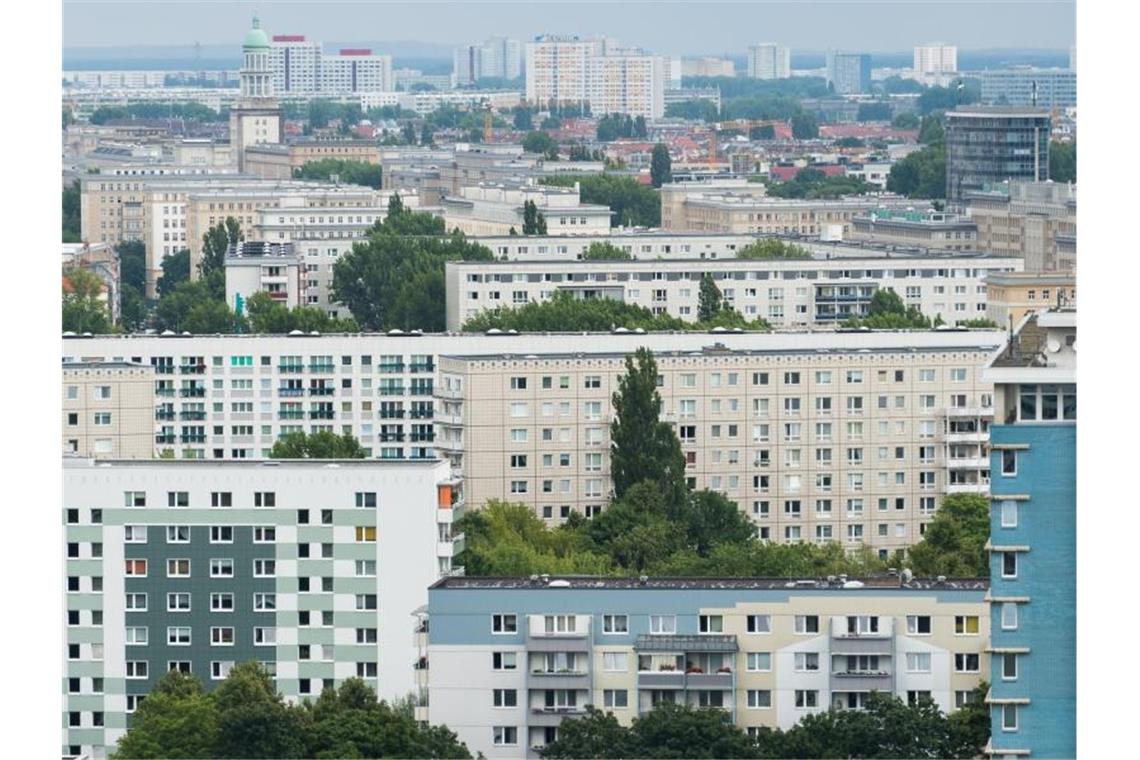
[548,579,571,588]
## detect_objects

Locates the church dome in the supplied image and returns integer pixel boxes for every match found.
[243,16,270,50]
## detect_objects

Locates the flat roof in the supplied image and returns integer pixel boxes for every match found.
[431,575,989,591]
[63,457,444,469]
[448,253,1019,268]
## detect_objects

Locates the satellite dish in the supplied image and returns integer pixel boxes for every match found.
[1046,339,1061,353]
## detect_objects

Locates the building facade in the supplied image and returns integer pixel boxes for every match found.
[912,44,958,84]
[268,34,394,94]
[849,210,978,251]
[826,53,872,95]
[423,575,990,759]
[63,363,156,458]
[320,49,395,94]
[434,331,1003,552]
[224,241,307,311]
[444,254,1020,330]
[454,36,523,85]
[945,108,1051,203]
[229,16,284,173]
[62,457,463,759]
[269,35,323,95]
[978,68,1076,110]
[746,44,791,80]
[681,57,736,78]
[983,273,1076,328]
[964,181,1076,273]
[981,309,1076,758]
[525,36,666,117]
[441,182,612,237]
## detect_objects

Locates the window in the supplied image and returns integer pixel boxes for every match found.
[211,661,235,680]
[1000,500,1018,528]
[211,627,235,646]
[126,661,148,679]
[747,652,771,671]
[604,690,629,708]
[210,559,234,578]
[907,615,931,635]
[493,727,518,746]
[167,626,191,645]
[354,526,377,542]
[211,592,234,612]
[209,526,233,543]
[254,627,277,646]
[794,615,819,634]
[355,594,377,610]
[167,592,191,611]
[210,492,232,508]
[1001,450,1017,476]
[125,559,148,577]
[166,559,190,577]
[254,491,277,508]
[94,412,112,426]
[747,690,772,709]
[492,689,518,707]
[1001,602,1019,630]
[1002,704,1019,732]
[603,614,628,634]
[254,593,276,611]
[746,614,771,634]
[794,690,818,708]
[699,614,724,633]
[955,653,980,672]
[492,614,518,633]
[649,615,676,635]
[253,526,276,543]
[794,652,820,671]
[254,559,276,577]
[492,652,517,670]
[1002,552,1018,579]
[1002,653,1019,680]
[955,616,980,635]
[604,652,629,671]
[906,653,931,672]
[124,491,146,507]
[125,592,147,611]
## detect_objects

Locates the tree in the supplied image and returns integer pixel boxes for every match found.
[907,493,990,577]
[540,706,638,759]
[948,683,991,757]
[540,175,661,227]
[610,348,687,505]
[886,143,946,199]
[512,106,534,131]
[112,670,219,759]
[270,431,367,459]
[582,241,632,261]
[869,287,906,316]
[1050,140,1076,183]
[211,662,305,759]
[684,489,757,556]
[62,179,81,243]
[117,240,147,293]
[420,124,435,147]
[791,111,819,139]
[295,158,382,189]
[62,269,113,333]
[154,278,245,334]
[856,101,893,121]
[523,130,559,159]
[633,116,648,139]
[243,291,358,334]
[157,249,190,297]
[199,217,242,279]
[120,284,149,331]
[455,501,612,576]
[664,99,720,122]
[737,239,811,260]
[892,112,921,129]
[918,115,945,145]
[650,143,672,188]
[698,273,724,321]
[522,200,547,235]
[631,702,761,758]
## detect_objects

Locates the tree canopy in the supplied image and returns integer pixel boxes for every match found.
[650,143,672,188]
[63,179,81,243]
[294,158,382,189]
[522,130,559,159]
[581,241,632,260]
[886,143,947,199]
[269,431,368,459]
[736,239,812,260]
[906,493,991,577]
[841,287,944,329]
[767,169,870,199]
[63,268,113,334]
[540,175,661,227]
[1049,140,1076,183]
[596,113,648,141]
[244,291,358,334]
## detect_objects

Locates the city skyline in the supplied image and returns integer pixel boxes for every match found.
[63,0,1075,54]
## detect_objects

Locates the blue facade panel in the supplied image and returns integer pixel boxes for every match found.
[989,423,1076,758]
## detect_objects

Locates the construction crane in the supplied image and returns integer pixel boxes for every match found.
[707,119,785,164]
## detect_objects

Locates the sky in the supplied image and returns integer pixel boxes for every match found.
[63,0,1075,54]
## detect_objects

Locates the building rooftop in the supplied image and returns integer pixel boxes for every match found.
[986,307,1076,369]
[947,106,1051,119]
[63,457,443,469]
[431,575,989,591]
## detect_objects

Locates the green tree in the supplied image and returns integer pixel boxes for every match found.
[295,158,382,189]
[243,291,358,334]
[154,278,245,334]
[270,431,367,459]
[522,200,548,235]
[540,706,638,759]
[918,115,946,145]
[63,268,113,333]
[684,489,757,556]
[523,130,559,159]
[157,249,190,297]
[199,217,242,279]
[698,273,724,321]
[582,241,632,260]
[948,682,991,757]
[856,101,893,121]
[869,287,906,316]
[791,111,819,139]
[63,179,82,243]
[513,106,534,131]
[541,175,661,227]
[212,662,305,759]
[112,670,219,759]
[1049,140,1076,183]
[907,493,991,577]
[120,285,149,331]
[632,702,762,758]
[886,143,946,199]
[116,240,147,293]
[610,348,687,504]
[650,143,672,188]
[664,99,720,122]
[736,239,812,259]
[455,501,612,576]
[892,112,921,129]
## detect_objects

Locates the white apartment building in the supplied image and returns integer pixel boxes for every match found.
[471,232,760,261]
[525,35,667,117]
[225,241,307,310]
[62,457,462,760]
[913,44,958,85]
[270,35,323,94]
[444,254,1021,330]
[442,182,612,237]
[747,44,791,80]
[268,34,394,94]
[63,363,156,459]
[320,49,395,94]
[455,36,523,85]
[434,331,1002,555]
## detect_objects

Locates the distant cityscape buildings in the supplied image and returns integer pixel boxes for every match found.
[270,33,394,94]
[978,68,1076,110]
[826,51,872,94]
[746,43,791,79]
[453,36,523,85]
[945,107,1051,202]
[524,35,667,118]
[912,43,958,86]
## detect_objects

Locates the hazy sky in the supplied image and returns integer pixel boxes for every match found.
[63,0,1075,53]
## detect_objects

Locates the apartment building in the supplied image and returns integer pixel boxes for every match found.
[225,241,307,310]
[435,331,1004,554]
[681,57,736,78]
[913,44,958,86]
[269,35,323,94]
[746,44,791,80]
[320,49,395,94]
[827,53,872,95]
[441,182,612,237]
[964,181,1076,273]
[62,457,462,760]
[63,363,155,458]
[981,309,1076,758]
[268,34,394,94]
[422,575,990,759]
[445,254,1021,330]
[978,68,1076,110]
[63,242,121,325]
[244,140,383,180]
[454,36,523,85]
[983,272,1076,328]
[471,232,759,261]
[525,35,667,117]
[849,210,978,251]
[525,36,595,107]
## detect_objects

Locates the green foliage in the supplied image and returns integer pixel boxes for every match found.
[841,288,942,329]
[836,136,866,148]
[154,273,244,334]
[212,662,306,758]
[750,124,776,140]
[522,130,559,159]
[460,290,771,333]
[120,284,148,331]
[918,81,980,114]
[330,200,493,330]
[791,112,819,139]
[596,113,647,141]
[116,240,147,293]
[698,273,724,321]
[63,268,114,334]
[456,502,613,576]
[512,106,534,131]
[269,431,367,459]
[540,174,661,227]
[886,143,947,199]
[892,111,921,129]
[918,115,946,145]
[199,217,242,280]
[539,706,636,759]
[664,99,720,122]
[295,159,382,189]
[243,291,358,334]
[1049,140,1076,183]
[879,76,928,95]
[63,179,81,243]
[948,683,992,757]
[650,143,672,188]
[89,102,221,124]
[957,317,999,328]
[737,239,812,260]
[157,249,190,297]
[522,200,548,234]
[906,493,991,577]
[610,349,687,504]
[857,101,893,121]
[112,670,219,759]
[682,75,829,100]
[767,169,870,199]
[582,241,632,260]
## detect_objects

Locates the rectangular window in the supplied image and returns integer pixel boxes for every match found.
[254,593,276,611]
[906,653,932,672]
[1000,500,1018,529]
[167,592,191,611]
[747,652,771,671]
[167,491,189,508]
[955,615,980,635]
[211,627,235,646]
[794,652,820,671]
[210,559,234,578]
[492,614,518,633]
[955,653,981,672]
[1001,450,1017,476]
[1002,704,1018,731]
[492,688,518,707]
[210,492,232,508]
[907,615,931,634]
[747,690,772,709]
[603,652,629,672]
[649,615,676,634]
[167,626,191,645]
[124,491,146,507]
[354,526,377,542]
[125,559,148,577]
[604,689,629,708]
[794,690,818,708]
[1002,552,1018,578]
[492,652,517,670]
[211,592,234,612]
[793,615,819,634]
[126,661,148,679]
[698,614,724,633]
[493,727,518,746]
[166,559,190,577]
[254,491,276,508]
[253,559,276,577]
[1002,653,1019,680]
[209,526,233,543]
[603,614,628,634]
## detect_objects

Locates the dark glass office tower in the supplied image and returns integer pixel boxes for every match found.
[946,107,1051,202]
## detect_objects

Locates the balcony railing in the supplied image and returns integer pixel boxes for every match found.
[279,388,304,396]
[410,409,433,419]
[379,410,405,419]
[155,434,176,444]
[154,366,175,375]
[179,364,206,374]
[278,410,305,419]
[411,433,435,442]
[179,411,206,420]
[156,388,176,397]
[309,411,335,420]
[155,410,176,420]
[308,387,334,396]
[308,364,335,373]
[379,387,406,396]
[180,434,206,443]
[379,434,406,442]
[277,364,304,373]
[378,363,405,373]
[179,388,205,398]
[410,363,435,373]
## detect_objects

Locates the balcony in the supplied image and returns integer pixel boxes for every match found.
[179,411,206,421]
[636,670,686,689]
[530,707,587,726]
[379,433,405,443]
[527,669,590,691]
[277,365,304,373]
[154,366,175,375]
[308,364,335,373]
[830,670,893,692]
[411,433,435,442]
[278,410,305,420]
[947,406,994,418]
[379,409,405,419]
[945,430,988,444]
[179,364,206,374]
[378,363,405,373]
[156,388,175,397]
[946,481,989,494]
[309,411,335,420]
[179,388,205,398]
[683,672,734,690]
[155,410,176,421]
[830,617,893,640]
[308,387,334,396]
[409,409,434,419]
[379,387,406,396]
[947,457,989,469]
[180,434,206,443]
[279,388,304,397]
[410,362,435,373]
[155,434,176,444]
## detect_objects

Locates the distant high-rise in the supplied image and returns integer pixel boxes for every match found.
[453,36,522,85]
[913,43,958,84]
[827,51,871,94]
[230,15,282,173]
[945,107,1051,202]
[979,68,1076,110]
[320,49,394,93]
[746,43,790,79]
[268,31,393,95]
[269,34,321,94]
[525,35,666,117]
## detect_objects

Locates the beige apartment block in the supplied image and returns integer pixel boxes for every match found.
[984,272,1076,328]
[436,338,999,556]
[244,140,383,180]
[964,181,1076,273]
[62,362,155,458]
[442,182,612,237]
